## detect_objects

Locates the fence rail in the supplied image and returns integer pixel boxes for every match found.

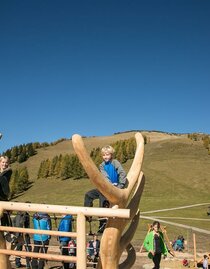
[0,201,130,269]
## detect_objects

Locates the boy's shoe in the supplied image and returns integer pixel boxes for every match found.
[86,216,92,222]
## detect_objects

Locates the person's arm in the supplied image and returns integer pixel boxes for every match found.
[0,168,13,200]
[143,232,154,255]
[45,214,52,240]
[47,216,52,230]
[159,232,168,256]
[24,213,30,228]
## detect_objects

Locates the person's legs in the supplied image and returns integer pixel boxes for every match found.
[98,218,107,234]
[60,241,69,269]
[152,253,161,269]
[99,194,108,208]
[98,199,109,233]
[24,234,32,268]
[38,239,49,269]
[84,189,101,207]
[31,241,41,269]
[15,242,23,267]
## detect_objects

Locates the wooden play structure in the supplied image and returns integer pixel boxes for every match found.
[0,132,145,269]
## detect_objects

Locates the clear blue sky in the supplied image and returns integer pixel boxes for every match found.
[0,0,210,153]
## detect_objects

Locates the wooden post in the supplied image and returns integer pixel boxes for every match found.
[193,233,197,268]
[0,208,11,269]
[186,229,189,252]
[161,226,175,257]
[77,212,86,269]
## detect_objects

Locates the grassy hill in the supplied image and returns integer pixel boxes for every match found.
[12,131,210,206]
[10,131,210,245]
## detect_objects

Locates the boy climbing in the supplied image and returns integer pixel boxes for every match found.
[84,145,127,228]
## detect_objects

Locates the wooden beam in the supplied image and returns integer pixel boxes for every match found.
[0,226,77,238]
[0,249,77,262]
[0,201,130,219]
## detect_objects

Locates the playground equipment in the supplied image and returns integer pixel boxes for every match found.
[72,132,145,269]
[0,132,145,268]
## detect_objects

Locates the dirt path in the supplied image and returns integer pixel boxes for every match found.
[9,249,197,269]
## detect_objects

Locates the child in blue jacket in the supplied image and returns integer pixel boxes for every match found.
[84,145,127,210]
[58,214,73,269]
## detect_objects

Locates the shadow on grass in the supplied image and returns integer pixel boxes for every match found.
[10,181,34,200]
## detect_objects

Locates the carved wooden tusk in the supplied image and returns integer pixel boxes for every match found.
[119,243,136,269]
[119,211,140,254]
[72,134,127,205]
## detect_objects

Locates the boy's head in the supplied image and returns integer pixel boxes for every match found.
[101,145,115,162]
[204,254,208,259]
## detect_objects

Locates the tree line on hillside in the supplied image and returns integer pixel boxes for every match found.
[2,138,67,163]
[9,166,30,199]
[37,136,147,180]
[188,133,210,154]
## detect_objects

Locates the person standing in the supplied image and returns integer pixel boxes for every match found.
[87,233,100,268]
[13,209,31,268]
[203,254,208,269]
[143,221,168,269]
[0,156,13,227]
[31,212,51,269]
[58,214,73,269]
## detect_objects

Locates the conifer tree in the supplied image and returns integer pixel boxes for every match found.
[54,154,63,178]
[27,143,36,156]
[60,154,71,179]
[17,167,30,192]
[49,156,59,177]
[11,146,19,162]
[18,148,27,163]
[202,135,210,149]
[9,170,18,198]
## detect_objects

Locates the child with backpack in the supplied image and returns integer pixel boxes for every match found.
[58,214,74,269]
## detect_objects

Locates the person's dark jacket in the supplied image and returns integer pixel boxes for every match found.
[0,168,12,200]
[88,239,100,257]
[13,211,30,237]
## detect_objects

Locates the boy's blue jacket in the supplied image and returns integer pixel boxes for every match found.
[58,214,73,242]
[33,212,51,242]
[99,159,126,188]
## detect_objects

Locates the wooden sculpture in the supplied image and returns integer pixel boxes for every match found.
[72,132,145,269]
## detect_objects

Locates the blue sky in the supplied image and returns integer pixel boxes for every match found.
[0,0,210,153]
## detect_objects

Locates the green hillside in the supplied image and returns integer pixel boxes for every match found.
[10,131,210,242]
[11,131,210,207]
